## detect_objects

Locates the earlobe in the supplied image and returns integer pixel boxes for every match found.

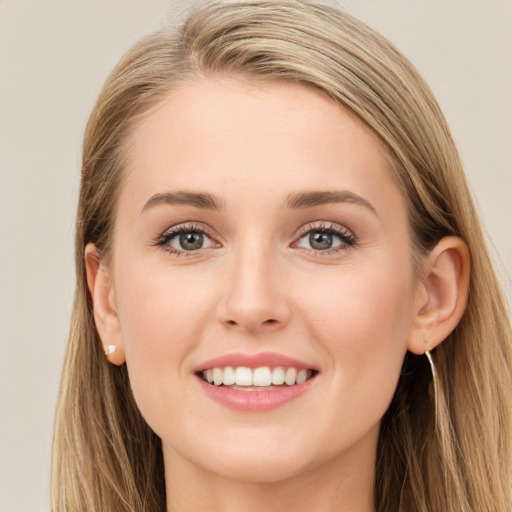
[407,236,470,355]
[84,243,126,365]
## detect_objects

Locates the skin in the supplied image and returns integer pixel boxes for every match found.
[86,77,470,512]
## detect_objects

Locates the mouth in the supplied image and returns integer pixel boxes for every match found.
[194,352,319,411]
[197,365,318,391]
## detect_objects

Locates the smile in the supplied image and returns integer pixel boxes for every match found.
[195,352,319,411]
[200,366,316,389]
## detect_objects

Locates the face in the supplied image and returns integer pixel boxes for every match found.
[101,77,423,484]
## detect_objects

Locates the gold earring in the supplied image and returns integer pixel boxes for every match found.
[425,349,438,426]
[104,344,116,356]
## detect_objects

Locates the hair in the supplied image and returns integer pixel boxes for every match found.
[51,1,512,511]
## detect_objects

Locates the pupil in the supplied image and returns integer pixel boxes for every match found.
[310,232,332,250]
[180,231,203,250]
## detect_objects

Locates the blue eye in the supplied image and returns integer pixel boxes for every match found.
[157,225,215,253]
[172,231,209,251]
[296,225,356,252]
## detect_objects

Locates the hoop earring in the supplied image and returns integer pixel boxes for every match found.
[425,349,438,426]
[104,344,116,356]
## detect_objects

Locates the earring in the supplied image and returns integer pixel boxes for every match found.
[425,349,438,425]
[104,344,116,356]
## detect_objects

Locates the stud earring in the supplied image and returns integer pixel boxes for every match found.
[425,349,438,425]
[104,344,116,356]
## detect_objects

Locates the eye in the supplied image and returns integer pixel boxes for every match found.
[171,230,211,251]
[304,231,340,250]
[156,224,217,254]
[294,223,356,253]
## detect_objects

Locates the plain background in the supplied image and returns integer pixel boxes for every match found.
[0,1,511,510]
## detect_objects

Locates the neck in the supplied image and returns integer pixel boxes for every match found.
[164,433,377,512]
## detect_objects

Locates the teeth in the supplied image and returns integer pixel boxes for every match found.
[253,367,272,386]
[235,367,253,386]
[230,385,275,392]
[201,365,315,387]
[296,369,308,384]
[285,367,297,385]
[272,366,285,385]
[223,366,235,386]
[213,367,223,386]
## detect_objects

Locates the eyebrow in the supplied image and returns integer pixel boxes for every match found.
[285,190,377,216]
[141,189,376,216]
[141,190,224,214]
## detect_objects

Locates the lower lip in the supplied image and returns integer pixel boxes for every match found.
[196,376,315,412]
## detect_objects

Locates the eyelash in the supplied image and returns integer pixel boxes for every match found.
[154,221,357,257]
[154,222,218,257]
[294,222,357,255]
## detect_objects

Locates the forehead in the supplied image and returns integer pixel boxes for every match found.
[119,76,403,217]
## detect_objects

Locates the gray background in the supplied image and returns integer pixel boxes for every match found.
[1,1,511,511]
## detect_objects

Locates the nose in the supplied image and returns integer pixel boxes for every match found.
[216,246,291,334]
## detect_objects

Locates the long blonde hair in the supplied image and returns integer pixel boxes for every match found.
[51,1,512,510]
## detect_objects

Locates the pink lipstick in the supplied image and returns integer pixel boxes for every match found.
[195,351,318,411]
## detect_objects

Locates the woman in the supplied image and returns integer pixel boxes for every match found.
[51,1,512,510]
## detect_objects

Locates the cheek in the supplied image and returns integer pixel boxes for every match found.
[115,267,215,354]
[298,263,413,408]
[301,259,413,341]
[112,268,218,423]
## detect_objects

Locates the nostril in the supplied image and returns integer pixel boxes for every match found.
[222,317,282,330]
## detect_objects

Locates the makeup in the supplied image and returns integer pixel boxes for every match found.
[195,352,318,411]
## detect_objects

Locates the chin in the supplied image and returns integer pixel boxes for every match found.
[164,429,318,484]
[202,450,311,484]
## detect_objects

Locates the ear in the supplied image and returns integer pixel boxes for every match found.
[407,236,470,355]
[84,243,126,365]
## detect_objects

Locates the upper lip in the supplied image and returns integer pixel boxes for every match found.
[194,351,318,372]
